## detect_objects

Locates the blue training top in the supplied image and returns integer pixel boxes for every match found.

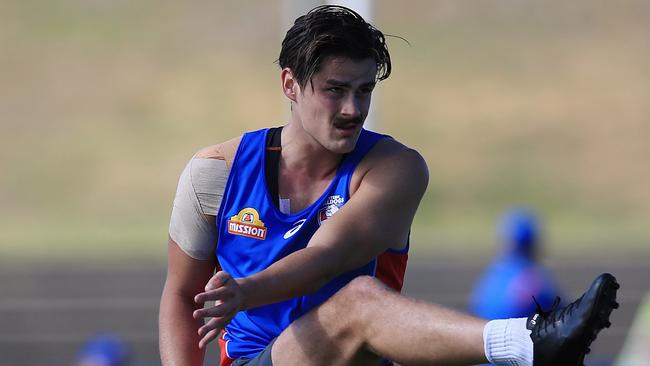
[215,128,398,361]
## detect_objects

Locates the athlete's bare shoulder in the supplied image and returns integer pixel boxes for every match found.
[195,136,242,168]
[350,136,429,196]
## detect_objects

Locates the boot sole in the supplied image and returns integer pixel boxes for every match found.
[583,273,620,352]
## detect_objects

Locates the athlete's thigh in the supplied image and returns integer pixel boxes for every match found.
[270,300,385,366]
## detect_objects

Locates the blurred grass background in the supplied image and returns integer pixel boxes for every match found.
[1,0,649,263]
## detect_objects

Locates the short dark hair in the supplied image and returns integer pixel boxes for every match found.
[278,5,391,90]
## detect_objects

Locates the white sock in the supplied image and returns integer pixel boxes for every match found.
[483,318,533,366]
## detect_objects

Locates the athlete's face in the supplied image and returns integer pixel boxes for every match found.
[283,56,377,154]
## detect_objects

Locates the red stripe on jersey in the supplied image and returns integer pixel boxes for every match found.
[375,250,408,292]
[219,332,234,366]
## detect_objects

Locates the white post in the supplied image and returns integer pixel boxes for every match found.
[326,0,372,20]
[281,0,322,32]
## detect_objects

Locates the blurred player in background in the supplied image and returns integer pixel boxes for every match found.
[159,5,619,366]
[76,333,130,366]
[469,208,563,319]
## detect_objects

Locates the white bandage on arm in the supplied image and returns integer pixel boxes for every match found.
[169,157,229,260]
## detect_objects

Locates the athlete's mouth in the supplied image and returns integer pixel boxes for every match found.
[336,123,358,130]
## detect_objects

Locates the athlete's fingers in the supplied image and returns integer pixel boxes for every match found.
[194,286,232,304]
[197,315,234,348]
[198,328,220,349]
[198,317,223,337]
[205,271,232,291]
[193,300,236,319]
[198,314,233,336]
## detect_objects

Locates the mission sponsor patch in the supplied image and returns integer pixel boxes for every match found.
[228,208,267,240]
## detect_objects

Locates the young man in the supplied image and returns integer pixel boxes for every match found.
[159,6,619,366]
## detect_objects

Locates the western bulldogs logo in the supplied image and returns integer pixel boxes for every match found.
[318,195,345,225]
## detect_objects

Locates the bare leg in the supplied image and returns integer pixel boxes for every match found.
[272,276,488,366]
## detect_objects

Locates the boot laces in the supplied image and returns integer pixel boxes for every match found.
[533,295,579,335]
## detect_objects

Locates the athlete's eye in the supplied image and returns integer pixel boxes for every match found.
[327,87,344,94]
[358,87,374,95]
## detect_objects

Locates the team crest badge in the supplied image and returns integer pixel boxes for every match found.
[318,195,345,225]
[228,208,267,240]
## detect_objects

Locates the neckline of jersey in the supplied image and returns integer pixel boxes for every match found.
[260,127,352,219]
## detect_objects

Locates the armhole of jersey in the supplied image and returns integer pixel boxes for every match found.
[215,134,249,253]
[344,131,387,197]
[386,235,410,254]
[346,132,407,253]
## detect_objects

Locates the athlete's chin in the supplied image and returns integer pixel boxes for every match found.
[328,144,355,154]
[327,134,361,154]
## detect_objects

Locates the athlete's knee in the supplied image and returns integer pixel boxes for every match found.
[311,277,387,344]
[279,277,389,363]
[331,276,390,315]
[341,275,388,300]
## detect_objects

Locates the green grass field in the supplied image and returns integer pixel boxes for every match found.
[1,1,649,262]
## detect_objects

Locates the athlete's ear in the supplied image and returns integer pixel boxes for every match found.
[281,68,299,102]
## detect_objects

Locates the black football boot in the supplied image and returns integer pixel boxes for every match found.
[527,273,619,366]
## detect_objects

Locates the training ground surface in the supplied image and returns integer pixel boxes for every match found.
[0,257,645,366]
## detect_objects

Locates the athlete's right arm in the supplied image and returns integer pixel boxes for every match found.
[159,142,237,365]
[160,238,217,365]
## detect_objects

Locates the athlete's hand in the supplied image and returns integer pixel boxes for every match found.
[193,271,245,349]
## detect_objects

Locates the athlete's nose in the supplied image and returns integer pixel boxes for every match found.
[340,94,363,119]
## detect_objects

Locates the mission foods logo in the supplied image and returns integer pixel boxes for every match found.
[227,208,267,240]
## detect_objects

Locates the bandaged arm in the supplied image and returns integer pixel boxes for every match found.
[160,156,230,366]
[169,157,229,259]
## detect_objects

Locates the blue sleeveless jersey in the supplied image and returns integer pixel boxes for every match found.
[215,128,404,361]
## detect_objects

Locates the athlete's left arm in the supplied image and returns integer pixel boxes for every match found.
[300,143,430,288]
[307,144,428,284]
[193,142,429,343]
